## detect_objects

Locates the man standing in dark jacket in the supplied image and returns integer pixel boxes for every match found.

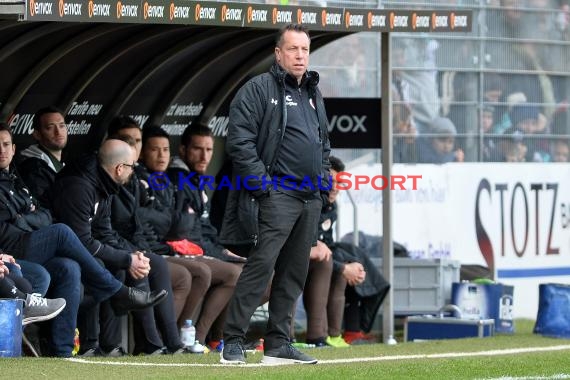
[220,24,330,365]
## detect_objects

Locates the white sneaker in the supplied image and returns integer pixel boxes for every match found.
[189,342,206,353]
[23,293,66,325]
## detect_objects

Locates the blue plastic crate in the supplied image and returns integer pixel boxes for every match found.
[405,316,495,342]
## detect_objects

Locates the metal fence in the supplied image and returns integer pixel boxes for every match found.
[306,0,570,164]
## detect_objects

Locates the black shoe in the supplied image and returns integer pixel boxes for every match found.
[306,337,327,348]
[105,347,128,357]
[80,347,104,357]
[132,347,166,356]
[111,288,168,316]
[262,343,318,364]
[169,346,192,355]
[149,347,167,355]
[220,341,246,364]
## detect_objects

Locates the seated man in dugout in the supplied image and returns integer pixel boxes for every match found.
[48,138,170,356]
[106,116,198,354]
[137,125,242,352]
[17,105,68,207]
[299,156,390,346]
[0,123,167,357]
[11,107,87,357]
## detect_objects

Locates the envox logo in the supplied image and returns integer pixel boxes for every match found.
[389,12,395,29]
[59,0,64,17]
[344,11,350,28]
[169,3,189,20]
[28,0,55,17]
[116,0,121,19]
[246,6,267,23]
[195,3,200,21]
[88,0,93,17]
[297,8,302,24]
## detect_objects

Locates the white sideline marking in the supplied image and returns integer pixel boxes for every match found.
[65,344,570,367]
[478,375,570,380]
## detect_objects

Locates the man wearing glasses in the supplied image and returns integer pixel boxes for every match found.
[50,139,159,356]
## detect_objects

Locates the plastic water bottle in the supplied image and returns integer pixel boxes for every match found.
[180,319,196,347]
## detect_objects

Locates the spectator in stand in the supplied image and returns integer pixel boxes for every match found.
[393,88,417,163]
[509,104,550,161]
[481,106,498,162]
[493,92,528,134]
[548,139,570,162]
[392,39,440,134]
[482,106,495,135]
[417,117,464,163]
[491,127,527,162]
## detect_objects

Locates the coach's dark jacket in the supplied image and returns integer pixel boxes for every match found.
[219,62,331,248]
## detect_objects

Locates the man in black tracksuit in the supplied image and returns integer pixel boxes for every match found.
[50,139,170,355]
[220,24,330,365]
[106,119,192,354]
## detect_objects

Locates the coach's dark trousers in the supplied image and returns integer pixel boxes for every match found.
[224,190,321,350]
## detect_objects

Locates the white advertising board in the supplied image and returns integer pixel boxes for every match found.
[336,163,570,318]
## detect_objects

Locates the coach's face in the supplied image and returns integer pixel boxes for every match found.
[275,29,310,83]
